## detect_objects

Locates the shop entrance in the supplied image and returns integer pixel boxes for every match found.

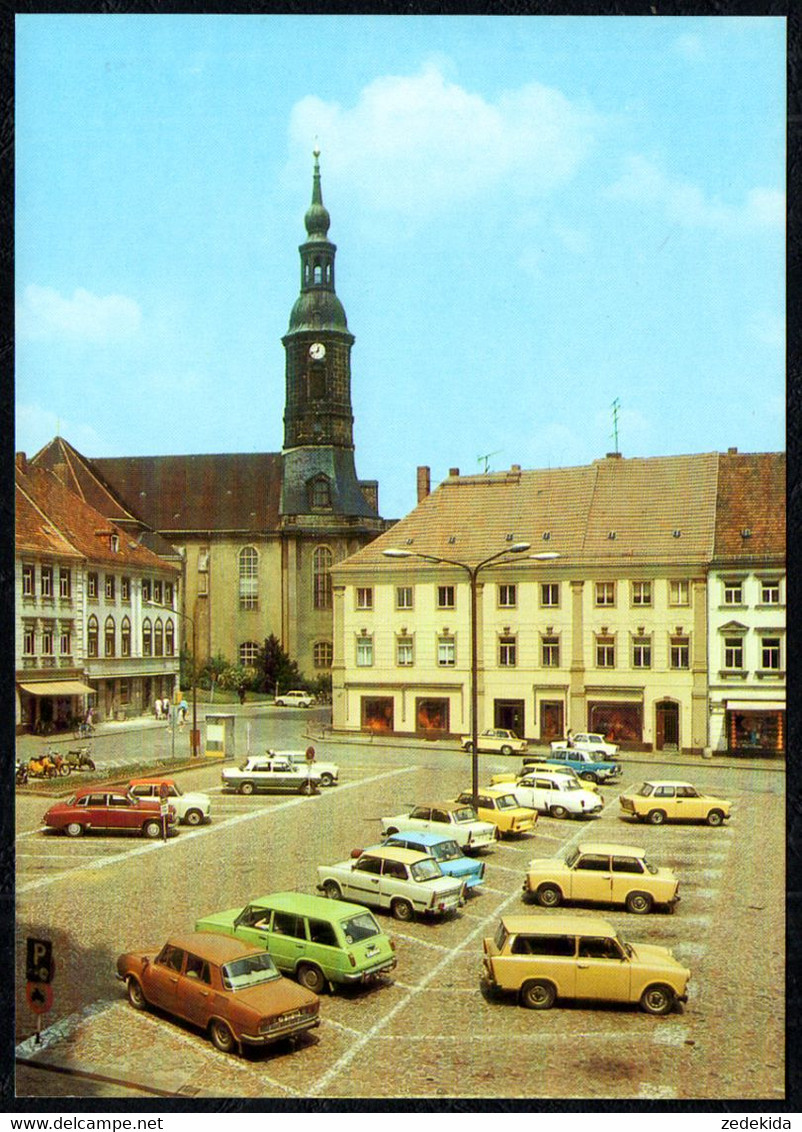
[539,701,564,743]
[494,700,525,737]
[655,700,680,750]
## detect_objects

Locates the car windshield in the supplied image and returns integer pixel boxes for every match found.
[431,839,461,862]
[494,922,509,950]
[493,794,518,810]
[615,931,634,959]
[451,806,478,823]
[221,952,280,990]
[645,861,658,875]
[340,912,381,943]
[565,848,581,867]
[637,783,655,796]
[561,780,581,792]
[410,858,444,882]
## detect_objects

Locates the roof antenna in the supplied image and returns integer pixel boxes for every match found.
[478,450,502,473]
[610,398,621,454]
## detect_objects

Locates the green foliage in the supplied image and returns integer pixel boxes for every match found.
[257,634,304,695]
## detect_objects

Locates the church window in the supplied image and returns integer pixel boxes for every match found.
[313,546,333,609]
[313,262,323,284]
[314,641,333,669]
[240,641,260,667]
[239,546,259,610]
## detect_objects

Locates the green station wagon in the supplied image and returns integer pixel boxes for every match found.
[195,891,397,994]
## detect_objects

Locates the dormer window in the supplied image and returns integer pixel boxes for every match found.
[309,475,332,510]
[110,533,119,553]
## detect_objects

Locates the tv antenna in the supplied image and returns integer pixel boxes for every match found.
[610,398,621,454]
[478,450,502,473]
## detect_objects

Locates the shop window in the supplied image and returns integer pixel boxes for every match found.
[313,641,333,669]
[361,697,394,732]
[119,679,130,705]
[416,698,449,733]
[239,546,259,610]
[314,546,333,610]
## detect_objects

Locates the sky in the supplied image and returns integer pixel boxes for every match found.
[15,13,785,521]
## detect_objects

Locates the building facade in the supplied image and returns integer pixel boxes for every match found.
[15,455,180,731]
[331,451,785,755]
[32,152,387,681]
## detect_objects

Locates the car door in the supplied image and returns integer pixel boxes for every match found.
[345,855,383,907]
[574,934,631,1003]
[675,785,704,819]
[653,784,678,817]
[569,852,613,904]
[268,911,308,973]
[82,792,114,830]
[379,858,410,910]
[610,855,647,904]
[178,953,214,1028]
[105,791,140,832]
[146,944,184,1014]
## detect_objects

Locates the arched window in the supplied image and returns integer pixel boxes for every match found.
[239,641,260,667]
[313,545,333,610]
[142,617,152,657]
[313,641,333,669]
[309,475,331,509]
[165,620,175,656]
[154,618,164,657]
[87,615,99,658]
[313,261,323,284]
[239,546,259,610]
[104,616,116,658]
[121,616,131,657]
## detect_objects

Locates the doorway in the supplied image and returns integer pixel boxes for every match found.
[494,700,525,738]
[539,701,564,743]
[655,700,680,750]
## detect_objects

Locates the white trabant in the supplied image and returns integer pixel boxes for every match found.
[274,690,314,708]
[317,845,464,922]
[552,732,619,757]
[509,771,602,819]
[460,728,528,755]
[221,755,322,795]
[381,802,497,854]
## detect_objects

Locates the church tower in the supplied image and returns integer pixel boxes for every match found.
[281,149,378,519]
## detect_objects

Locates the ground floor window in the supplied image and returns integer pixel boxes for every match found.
[361,697,394,732]
[416,698,449,734]
[727,709,784,754]
[588,702,642,745]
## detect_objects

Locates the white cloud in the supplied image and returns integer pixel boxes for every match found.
[287,60,599,219]
[16,285,142,343]
[606,156,784,232]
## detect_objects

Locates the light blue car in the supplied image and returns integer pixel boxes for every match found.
[382,830,485,892]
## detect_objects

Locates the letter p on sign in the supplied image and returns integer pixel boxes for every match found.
[26,937,54,984]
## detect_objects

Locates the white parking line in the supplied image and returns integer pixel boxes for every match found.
[18,765,416,894]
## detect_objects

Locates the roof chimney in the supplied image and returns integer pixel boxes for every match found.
[416,466,431,503]
[606,452,623,459]
[728,447,738,455]
[448,467,460,478]
[15,452,27,472]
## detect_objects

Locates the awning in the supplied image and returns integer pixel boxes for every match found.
[18,680,95,697]
[726,700,786,711]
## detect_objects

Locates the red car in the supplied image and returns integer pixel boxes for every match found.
[117,932,320,1055]
[43,787,177,839]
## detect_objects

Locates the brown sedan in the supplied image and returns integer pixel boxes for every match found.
[43,788,177,838]
[116,932,320,1055]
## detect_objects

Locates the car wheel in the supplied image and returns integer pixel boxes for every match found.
[143,819,162,839]
[297,963,326,994]
[647,809,667,826]
[298,781,314,795]
[625,891,653,915]
[391,898,415,922]
[640,984,675,1016]
[209,1018,237,1054]
[549,805,568,820]
[536,884,562,909]
[707,809,725,827]
[319,772,334,787]
[127,977,147,1010]
[65,822,83,838]
[580,772,599,783]
[322,880,342,901]
[520,980,556,1010]
[463,741,474,752]
[500,745,513,756]
[239,782,255,796]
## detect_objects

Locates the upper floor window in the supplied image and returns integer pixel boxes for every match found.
[41,621,55,656]
[723,579,743,605]
[438,635,456,667]
[499,635,517,667]
[396,586,413,610]
[59,623,72,656]
[105,574,115,601]
[760,636,782,671]
[121,576,130,602]
[22,564,35,597]
[87,615,99,658]
[154,618,164,657]
[437,585,455,610]
[153,580,163,605]
[595,581,615,607]
[142,617,152,658]
[724,636,744,670]
[309,475,331,509]
[631,581,652,607]
[356,587,373,611]
[87,572,98,600]
[540,582,560,608]
[760,579,781,605]
[314,546,333,610]
[670,636,690,669]
[632,636,652,668]
[23,622,35,656]
[356,635,374,667]
[239,546,259,610]
[240,640,260,667]
[669,579,690,606]
[58,567,71,599]
[498,584,517,608]
[165,620,175,656]
[164,581,174,605]
[542,635,560,667]
[104,616,116,657]
[596,635,616,668]
[121,616,131,657]
[41,565,53,599]
[141,579,152,602]
[313,641,333,669]
[396,636,414,667]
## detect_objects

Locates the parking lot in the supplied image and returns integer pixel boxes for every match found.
[15,741,785,1101]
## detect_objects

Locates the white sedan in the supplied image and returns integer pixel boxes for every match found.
[509,771,602,819]
[274,690,314,708]
[460,729,528,755]
[552,732,619,757]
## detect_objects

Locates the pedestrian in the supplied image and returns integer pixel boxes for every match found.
[163,696,171,725]
[566,728,574,748]
[238,684,246,705]
[154,697,163,721]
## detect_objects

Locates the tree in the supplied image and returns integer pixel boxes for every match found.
[257,635,304,695]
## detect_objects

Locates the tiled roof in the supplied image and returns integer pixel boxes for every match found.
[333,453,726,572]
[713,451,786,560]
[91,452,284,534]
[16,461,179,572]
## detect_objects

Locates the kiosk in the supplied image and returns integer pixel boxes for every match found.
[205,713,236,760]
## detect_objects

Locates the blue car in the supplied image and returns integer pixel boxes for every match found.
[382,830,485,892]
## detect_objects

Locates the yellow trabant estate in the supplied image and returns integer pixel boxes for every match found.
[619,780,732,826]
[482,914,690,1015]
[523,842,680,914]
[454,787,537,837]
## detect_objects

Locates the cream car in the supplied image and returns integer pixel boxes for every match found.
[619,781,732,826]
[481,914,690,1015]
[454,788,537,837]
[460,728,528,755]
[523,842,680,914]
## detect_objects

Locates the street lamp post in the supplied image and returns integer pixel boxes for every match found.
[145,600,199,758]
[383,543,558,809]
